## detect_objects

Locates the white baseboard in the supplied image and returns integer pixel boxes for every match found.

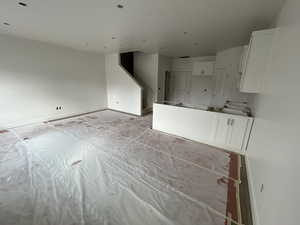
[1,108,107,129]
[245,155,260,225]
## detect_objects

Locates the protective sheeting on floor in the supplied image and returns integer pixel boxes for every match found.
[0,110,242,225]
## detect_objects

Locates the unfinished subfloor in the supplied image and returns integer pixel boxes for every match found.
[0,110,247,225]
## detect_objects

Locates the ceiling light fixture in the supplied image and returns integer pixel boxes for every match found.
[3,22,10,26]
[117,4,124,9]
[18,2,28,7]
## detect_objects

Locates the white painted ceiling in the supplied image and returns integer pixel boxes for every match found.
[0,0,284,57]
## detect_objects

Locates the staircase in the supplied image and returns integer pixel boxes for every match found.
[119,52,154,115]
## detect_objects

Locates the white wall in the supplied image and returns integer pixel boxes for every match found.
[105,53,142,115]
[0,34,107,129]
[133,53,172,107]
[246,1,300,225]
[133,52,159,108]
[168,56,217,107]
[167,51,253,108]
[157,55,172,102]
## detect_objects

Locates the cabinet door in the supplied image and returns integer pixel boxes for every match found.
[239,45,249,74]
[240,29,275,93]
[214,115,231,145]
[227,117,249,150]
[238,45,249,88]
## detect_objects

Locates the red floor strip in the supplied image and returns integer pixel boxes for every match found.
[225,153,239,224]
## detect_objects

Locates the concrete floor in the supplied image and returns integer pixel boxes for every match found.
[0,110,245,225]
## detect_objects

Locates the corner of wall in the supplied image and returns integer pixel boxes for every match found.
[105,53,142,116]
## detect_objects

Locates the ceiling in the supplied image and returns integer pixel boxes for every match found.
[0,0,285,57]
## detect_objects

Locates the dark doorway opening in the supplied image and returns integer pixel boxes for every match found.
[120,52,134,76]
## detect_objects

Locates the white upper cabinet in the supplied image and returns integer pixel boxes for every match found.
[192,61,215,76]
[240,29,275,93]
[238,46,249,76]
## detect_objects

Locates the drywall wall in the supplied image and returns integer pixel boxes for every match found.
[157,55,172,102]
[0,34,107,129]
[167,56,217,107]
[212,47,253,107]
[133,52,159,109]
[105,53,142,115]
[246,1,300,225]
[167,52,253,108]
[167,71,216,107]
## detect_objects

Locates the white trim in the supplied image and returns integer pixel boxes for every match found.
[1,108,107,129]
[245,155,260,225]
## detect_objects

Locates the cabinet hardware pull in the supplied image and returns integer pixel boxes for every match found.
[231,119,234,126]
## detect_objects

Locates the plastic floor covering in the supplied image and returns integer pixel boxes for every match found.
[0,110,242,225]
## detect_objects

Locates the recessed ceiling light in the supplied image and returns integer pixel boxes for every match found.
[18,2,28,7]
[3,22,10,26]
[117,4,124,9]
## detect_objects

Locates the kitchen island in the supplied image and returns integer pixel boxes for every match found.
[153,102,253,154]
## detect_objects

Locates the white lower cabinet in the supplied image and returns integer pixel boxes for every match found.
[212,114,253,153]
[153,103,253,154]
[214,115,231,145]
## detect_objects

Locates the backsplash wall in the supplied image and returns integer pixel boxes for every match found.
[166,48,253,108]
